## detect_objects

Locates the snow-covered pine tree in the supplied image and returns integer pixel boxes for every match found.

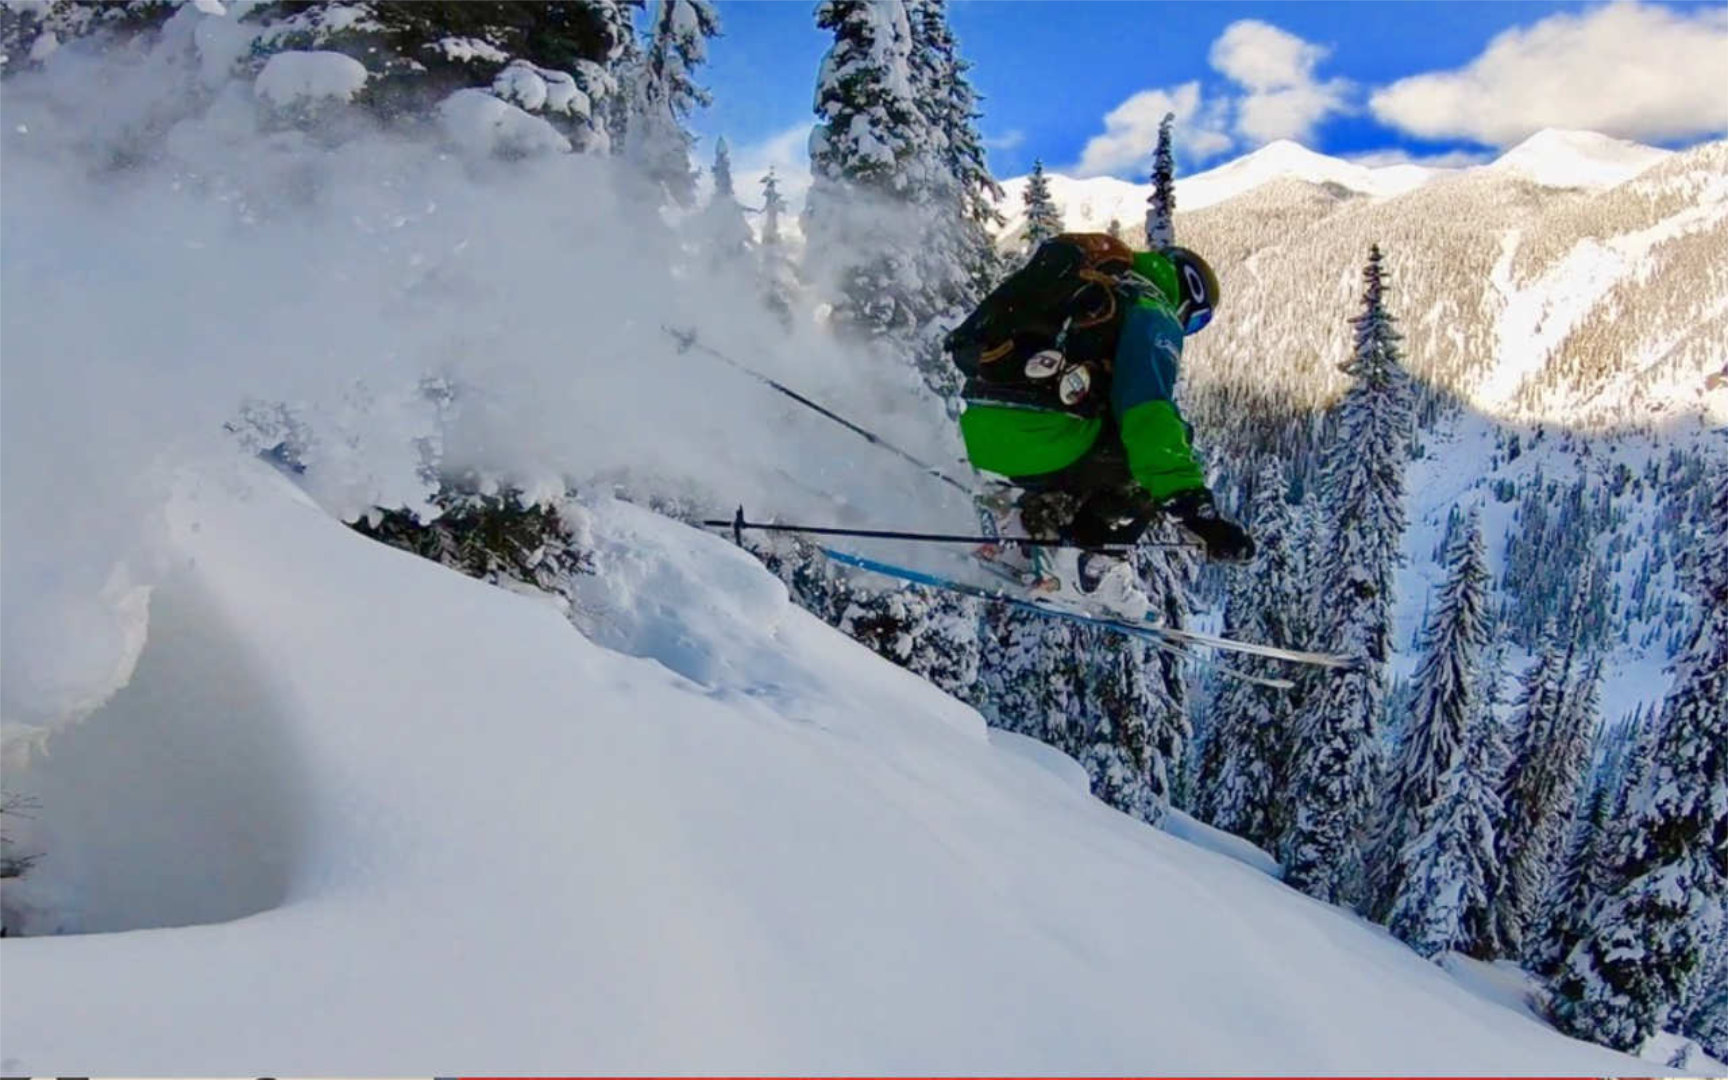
[1491,632,1565,956]
[1495,638,1597,962]
[244,2,634,151]
[1471,641,1515,958]
[973,604,1044,727]
[1551,478,1728,1052]
[758,167,800,326]
[1530,747,1616,977]
[1679,922,1728,1062]
[749,535,846,625]
[1079,631,1161,825]
[903,0,1001,395]
[604,4,644,155]
[1282,245,1414,908]
[1372,509,1492,917]
[621,0,720,206]
[1145,111,1176,252]
[1136,512,1198,813]
[1194,459,1301,850]
[803,0,930,341]
[1387,702,1506,959]
[1021,159,1063,257]
[838,585,980,700]
[908,0,1002,300]
[692,135,753,264]
[0,0,177,72]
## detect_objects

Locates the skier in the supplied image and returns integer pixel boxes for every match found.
[944,232,1253,619]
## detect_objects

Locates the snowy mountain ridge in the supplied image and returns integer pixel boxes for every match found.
[1172,137,1728,431]
[995,128,1675,239]
[1487,128,1675,191]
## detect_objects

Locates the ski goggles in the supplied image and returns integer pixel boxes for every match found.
[1182,304,1214,335]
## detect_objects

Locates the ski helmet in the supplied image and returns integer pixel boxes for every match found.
[1167,246,1219,334]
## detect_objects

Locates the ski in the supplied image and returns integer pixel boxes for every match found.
[817,546,1347,688]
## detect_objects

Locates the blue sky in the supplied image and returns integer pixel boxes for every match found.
[689,1,1728,204]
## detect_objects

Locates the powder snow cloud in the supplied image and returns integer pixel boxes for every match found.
[1369,1,1728,146]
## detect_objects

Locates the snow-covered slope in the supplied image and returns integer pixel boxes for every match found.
[1488,128,1672,192]
[0,458,1647,1075]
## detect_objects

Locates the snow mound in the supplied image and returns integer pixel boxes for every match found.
[1489,129,1671,191]
[0,461,1644,1075]
[437,87,571,158]
[253,50,367,107]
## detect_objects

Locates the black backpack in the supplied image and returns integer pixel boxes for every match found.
[944,232,1135,414]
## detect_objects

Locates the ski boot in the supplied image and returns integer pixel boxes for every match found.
[973,483,1043,584]
[1038,548,1152,622]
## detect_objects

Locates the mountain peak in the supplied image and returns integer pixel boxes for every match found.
[1179,139,1430,211]
[1490,128,1670,191]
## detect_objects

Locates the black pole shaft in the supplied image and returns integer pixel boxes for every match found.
[703,516,1182,551]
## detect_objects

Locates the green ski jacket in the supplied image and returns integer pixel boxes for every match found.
[958,249,1206,502]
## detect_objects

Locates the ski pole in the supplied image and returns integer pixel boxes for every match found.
[707,509,1185,551]
[664,326,976,497]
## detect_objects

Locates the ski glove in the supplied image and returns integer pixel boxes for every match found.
[1163,489,1256,563]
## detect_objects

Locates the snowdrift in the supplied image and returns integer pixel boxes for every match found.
[0,460,1643,1075]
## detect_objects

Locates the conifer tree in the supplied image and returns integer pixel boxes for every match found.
[1373,510,1492,915]
[1387,705,1506,959]
[623,0,720,206]
[1136,513,1197,813]
[1530,754,1616,977]
[1283,246,1414,907]
[969,609,1096,763]
[907,0,1002,299]
[694,136,753,264]
[838,585,980,699]
[1196,460,1301,850]
[758,168,799,325]
[242,2,636,151]
[1145,112,1176,251]
[902,0,1002,395]
[1679,924,1728,1062]
[1021,159,1063,256]
[1551,479,1728,1051]
[1491,634,1565,954]
[803,0,929,339]
[1495,640,1597,960]
[974,605,1046,730]
[1080,632,1161,824]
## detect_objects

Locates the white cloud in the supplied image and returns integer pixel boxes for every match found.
[1070,83,1233,178]
[1210,19,1325,93]
[984,129,1026,151]
[1210,20,1352,145]
[725,122,814,215]
[1071,21,1351,178]
[1370,1,1728,145]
